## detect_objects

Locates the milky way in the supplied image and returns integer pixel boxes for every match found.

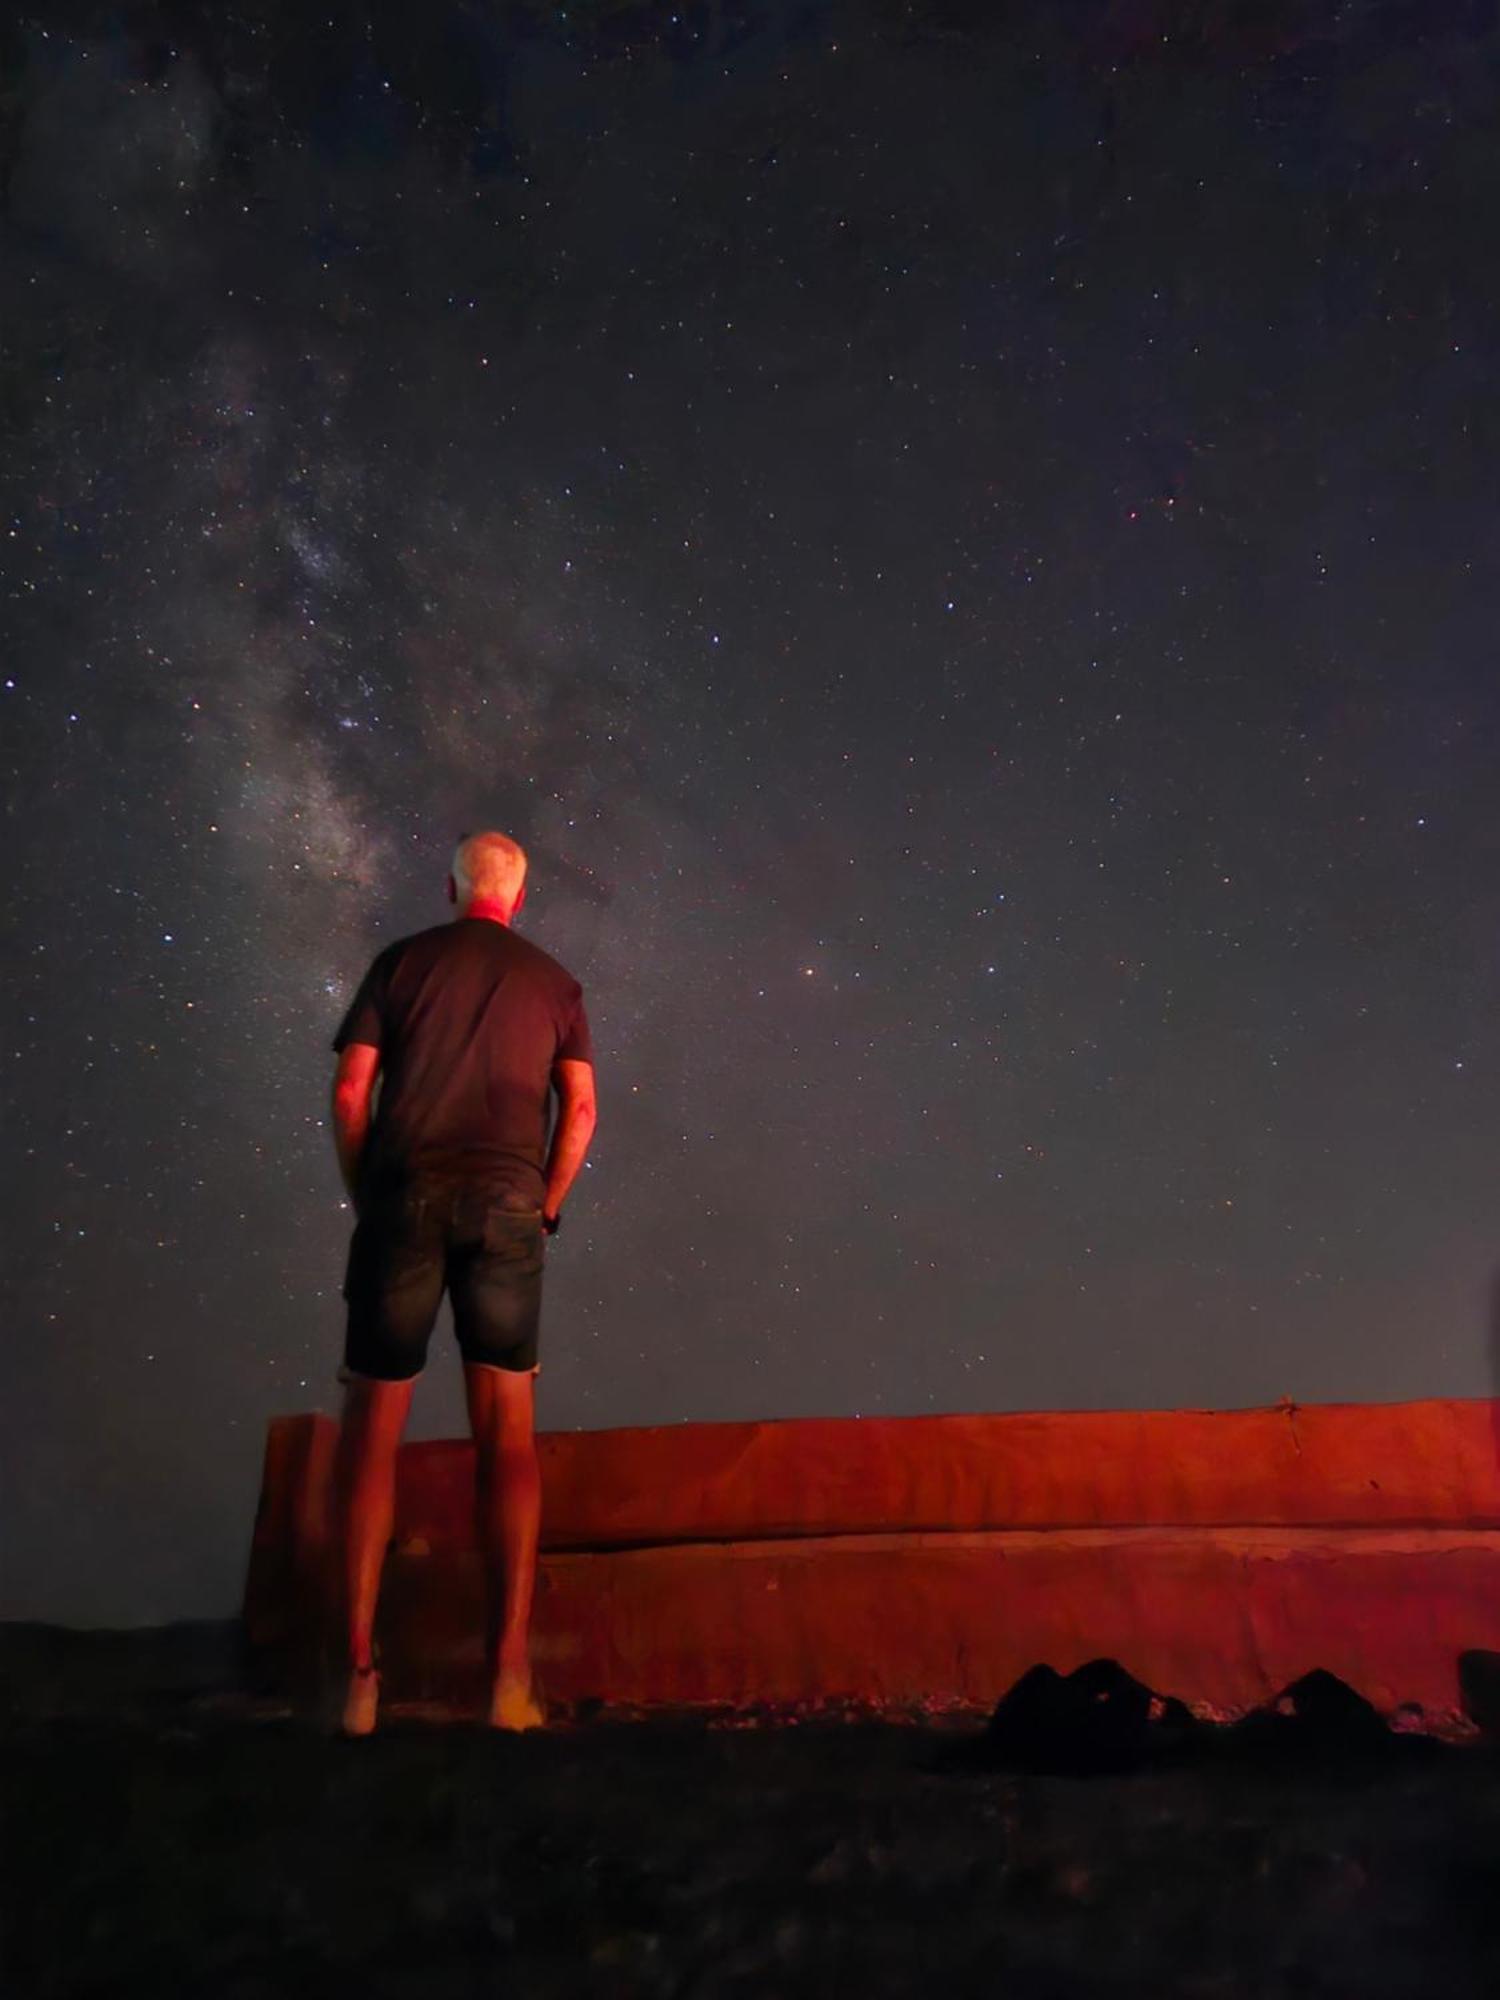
[4,5,1499,1622]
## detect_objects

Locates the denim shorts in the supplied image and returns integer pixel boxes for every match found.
[342,1178,546,1380]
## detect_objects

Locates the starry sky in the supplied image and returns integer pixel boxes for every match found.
[4,1,1498,1626]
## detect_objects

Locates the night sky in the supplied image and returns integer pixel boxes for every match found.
[4,3,1498,1626]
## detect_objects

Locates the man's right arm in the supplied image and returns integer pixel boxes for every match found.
[543,1058,597,1224]
[331,1041,381,1205]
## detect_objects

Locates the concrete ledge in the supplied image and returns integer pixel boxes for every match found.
[392,1399,1500,1547]
[243,1401,1500,1724]
[376,1527,1500,1723]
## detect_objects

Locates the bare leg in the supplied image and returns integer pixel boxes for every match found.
[331,1375,414,1732]
[464,1363,544,1729]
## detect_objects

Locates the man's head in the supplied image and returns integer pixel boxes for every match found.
[448,830,528,923]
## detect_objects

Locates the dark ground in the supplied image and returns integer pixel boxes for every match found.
[4,1629,1499,1998]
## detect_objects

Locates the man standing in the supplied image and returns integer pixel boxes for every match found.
[328,831,597,1736]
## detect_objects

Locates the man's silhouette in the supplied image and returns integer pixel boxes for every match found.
[328,831,597,1735]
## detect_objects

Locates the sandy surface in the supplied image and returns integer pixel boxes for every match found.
[5,1687,1499,1998]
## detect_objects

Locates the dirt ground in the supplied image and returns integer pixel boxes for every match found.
[5,1681,1499,1999]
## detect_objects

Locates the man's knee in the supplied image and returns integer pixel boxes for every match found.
[493,1392,535,1451]
[466,1363,536,1446]
[339,1374,414,1443]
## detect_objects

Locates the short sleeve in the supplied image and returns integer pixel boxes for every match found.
[333,950,391,1054]
[557,986,594,1064]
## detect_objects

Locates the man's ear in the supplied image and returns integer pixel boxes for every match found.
[445,874,457,905]
[514,882,527,918]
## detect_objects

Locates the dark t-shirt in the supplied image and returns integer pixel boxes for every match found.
[332,918,593,1206]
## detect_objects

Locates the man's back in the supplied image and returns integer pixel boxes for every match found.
[334,917,593,1204]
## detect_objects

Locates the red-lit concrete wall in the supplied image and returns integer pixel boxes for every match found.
[243,1401,1500,1724]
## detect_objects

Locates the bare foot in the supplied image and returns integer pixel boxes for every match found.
[487,1674,545,1731]
[340,1665,380,1738]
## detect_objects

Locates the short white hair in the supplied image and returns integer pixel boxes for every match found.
[452,830,528,904]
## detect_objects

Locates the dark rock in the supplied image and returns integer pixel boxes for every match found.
[1457,1651,1500,1739]
[971,1657,1160,1775]
[1228,1669,1406,1766]
[946,1660,1454,1780]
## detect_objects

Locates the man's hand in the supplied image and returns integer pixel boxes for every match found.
[543,1059,596,1223]
[331,1042,381,1204]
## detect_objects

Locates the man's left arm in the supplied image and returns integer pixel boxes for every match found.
[542,1058,597,1226]
[331,1043,381,1204]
